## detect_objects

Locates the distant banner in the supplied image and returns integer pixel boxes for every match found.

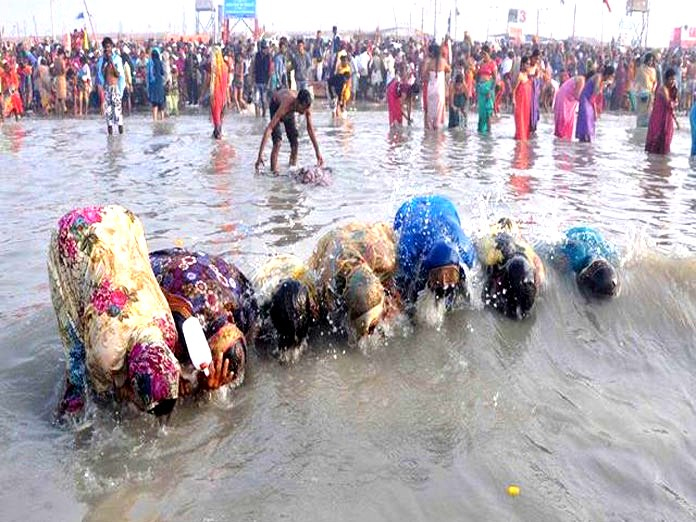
[224,0,256,18]
[626,0,648,13]
[507,9,527,24]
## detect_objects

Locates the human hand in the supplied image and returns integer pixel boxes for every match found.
[202,354,232,391]
[255,156,265,171]
[316,153,324,167]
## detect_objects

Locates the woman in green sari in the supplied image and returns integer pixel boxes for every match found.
[477,46,497,134]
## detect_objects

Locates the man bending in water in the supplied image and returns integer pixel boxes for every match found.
[255,88,323,174]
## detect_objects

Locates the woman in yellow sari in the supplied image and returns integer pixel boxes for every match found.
[210,46,229,139]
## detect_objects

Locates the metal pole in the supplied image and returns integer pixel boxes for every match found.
[50,0,55,40]
[454,0,457,41]
[83,0,97,44]
[434,0,437,39]
[572,2,577,43]
[644,7,650,47]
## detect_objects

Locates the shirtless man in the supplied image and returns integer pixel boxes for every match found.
[98,37,125,135]
[255,88,323,174]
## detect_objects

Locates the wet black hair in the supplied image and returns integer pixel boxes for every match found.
[152,398,176,418]
[521,55,529,66]
[270,279,311,350]
[429,42,441,59]
[664,67,676,81]
[221,337,247,378]
[602,65,615,78]
[577,259,618,298]
[644,53,654,64]
[455,73,464,83]
[484,254,537,320]
[297,88,312,107]
[102,37,114,48]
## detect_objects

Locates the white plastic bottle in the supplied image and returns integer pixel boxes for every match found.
[181,316,212,376]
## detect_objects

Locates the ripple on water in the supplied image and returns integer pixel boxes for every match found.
[0,111,695,521]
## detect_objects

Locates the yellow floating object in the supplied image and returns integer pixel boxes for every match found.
[174,238,185,248]
[507,485,521,497]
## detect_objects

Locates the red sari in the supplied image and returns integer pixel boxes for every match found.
[514,75,532,141]
[210,48,228,130]
[1,67,24,117]
[645,88,675,154]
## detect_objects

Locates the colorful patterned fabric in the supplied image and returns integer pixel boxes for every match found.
[104,84,123,127]
[308,222,399,329]
[48,205,179,414]
[253,254,317,311]
[149,248,258,345]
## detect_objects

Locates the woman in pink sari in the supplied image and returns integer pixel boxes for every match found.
[387,63,411,126]
[422,42,450,130]
[554,75,585,140]
[645,68,679,154]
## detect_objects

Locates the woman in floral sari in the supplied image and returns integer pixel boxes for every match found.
[48,206,235,420]
[149,248,258,393]
[309,222,401,339]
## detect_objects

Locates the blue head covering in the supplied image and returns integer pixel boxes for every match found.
[561,226,616,273]
[424,240,460,271]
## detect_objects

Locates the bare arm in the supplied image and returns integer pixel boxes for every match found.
[255,98,287,169]
[305,109,323,165]
[512,73,522,100]
[574,76,585,99]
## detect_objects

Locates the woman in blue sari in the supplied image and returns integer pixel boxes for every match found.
[147,48,166,121]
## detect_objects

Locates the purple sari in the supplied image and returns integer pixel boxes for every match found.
[576,79,596,142]
[530,76,541,132]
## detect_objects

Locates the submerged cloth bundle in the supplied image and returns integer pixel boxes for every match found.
[292,166,333,186]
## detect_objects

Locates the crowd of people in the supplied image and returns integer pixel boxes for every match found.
[1,28,695,154]
[3,26,687,426]
[49,200,619,421]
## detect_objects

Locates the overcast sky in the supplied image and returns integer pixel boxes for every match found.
[2,0,694,48]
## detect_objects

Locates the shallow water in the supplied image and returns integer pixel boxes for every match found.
[0,108,695,521]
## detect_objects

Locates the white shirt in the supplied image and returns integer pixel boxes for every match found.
[358,51,371,76]
[501,57,513,75]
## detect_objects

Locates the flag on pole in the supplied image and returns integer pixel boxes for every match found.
[603,0,611,12]
[76,12,85,20]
